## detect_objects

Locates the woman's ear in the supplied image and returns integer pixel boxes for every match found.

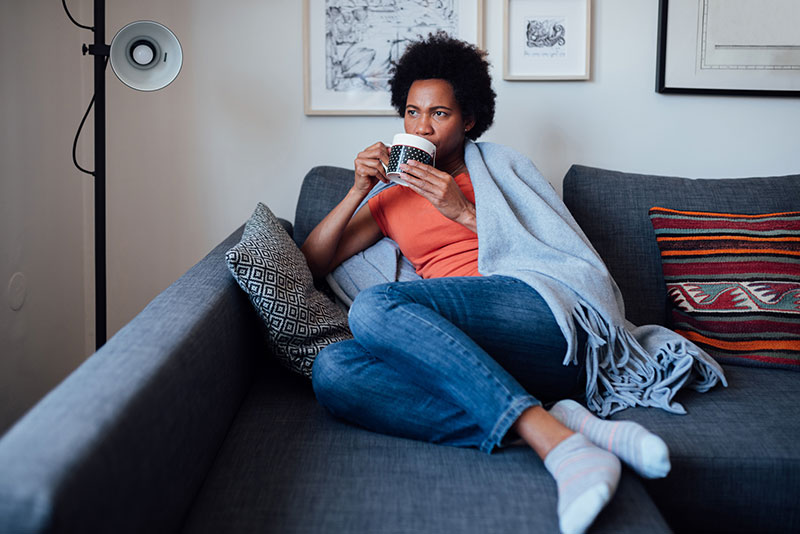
[464,116,476,133]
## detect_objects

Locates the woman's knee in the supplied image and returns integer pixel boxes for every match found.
[312,343,344,395]
[311,340,362,413]
[347,283,397,339]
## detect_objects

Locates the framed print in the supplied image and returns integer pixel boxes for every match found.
[304,0,485,115]
[503,0,591,81]
[656,0,800,96]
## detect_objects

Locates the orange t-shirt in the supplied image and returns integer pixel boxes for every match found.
[367,172,480,279]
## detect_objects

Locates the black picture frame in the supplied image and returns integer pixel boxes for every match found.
[656,0,800,97]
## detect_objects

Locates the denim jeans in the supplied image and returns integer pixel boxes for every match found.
[312,275,585,453]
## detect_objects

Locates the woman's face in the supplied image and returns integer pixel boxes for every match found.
[403,79,475,165]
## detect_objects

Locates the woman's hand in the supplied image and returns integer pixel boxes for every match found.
[399,160,477,233]
[353,142,390,195]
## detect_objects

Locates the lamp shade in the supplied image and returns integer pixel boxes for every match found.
[109,21,182,91]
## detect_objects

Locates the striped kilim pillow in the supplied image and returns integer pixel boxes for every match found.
[649,207,800,370]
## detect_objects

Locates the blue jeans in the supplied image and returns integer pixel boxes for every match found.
[312,275,585,453]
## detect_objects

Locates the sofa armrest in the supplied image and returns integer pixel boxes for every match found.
[0,227,266,533]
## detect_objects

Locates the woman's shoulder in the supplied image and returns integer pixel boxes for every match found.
[467,141,537,169]
[468,140,529,161]
[465,141,549,192]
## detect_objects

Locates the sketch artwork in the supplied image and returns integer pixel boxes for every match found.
[325,0,460,92]
[656,0,800,94]
[524,17,566,58]
[503,0,589,81]
[699,0,800,71]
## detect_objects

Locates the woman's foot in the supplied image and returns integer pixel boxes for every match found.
[544,433,621,534]
[513,406,619,534]
[549,399,670,479]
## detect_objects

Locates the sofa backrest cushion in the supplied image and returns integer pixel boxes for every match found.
[294,166,353,247]
[563,165,800,327]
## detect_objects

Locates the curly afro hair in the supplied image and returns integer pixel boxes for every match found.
[389,32,496,140]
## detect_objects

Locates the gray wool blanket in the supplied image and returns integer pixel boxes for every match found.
[329,141,727,417]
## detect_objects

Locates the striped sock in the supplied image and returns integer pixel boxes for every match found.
[544,433,620,534]
[550,399,670,479]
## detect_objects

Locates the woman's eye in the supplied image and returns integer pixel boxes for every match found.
[435,111,447,117]
[406,109,417,116]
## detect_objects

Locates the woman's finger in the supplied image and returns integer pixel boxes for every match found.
[356,157,388,183]
[362,142,389,162]
[397,161,472,223]
[400,162,447,189]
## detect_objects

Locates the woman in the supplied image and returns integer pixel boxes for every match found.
[301,34,722,534]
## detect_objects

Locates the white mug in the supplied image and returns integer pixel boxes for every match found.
[386,133,436,186]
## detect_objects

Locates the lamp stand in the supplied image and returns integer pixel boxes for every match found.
[75,0,181,349]
[87,0,108,349]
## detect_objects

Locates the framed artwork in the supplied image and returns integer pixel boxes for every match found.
[304,0,485,115]
[656,0,800,96]
[503,0,591,81]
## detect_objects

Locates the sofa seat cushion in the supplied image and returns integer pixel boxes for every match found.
[611,365,800,533]
[181,361,671,534]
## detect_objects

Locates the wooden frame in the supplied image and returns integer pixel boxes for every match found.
[304,0,485,115]
[503,0,591,81]
[656,0,800,96]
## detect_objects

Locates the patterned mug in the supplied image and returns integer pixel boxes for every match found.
[386,133,436,186]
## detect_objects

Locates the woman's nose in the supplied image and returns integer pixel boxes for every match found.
[415,115,433,135]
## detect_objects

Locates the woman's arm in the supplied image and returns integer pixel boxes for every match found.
[398,159,477,233]
[301,191,383,279]
[300,142,389,279]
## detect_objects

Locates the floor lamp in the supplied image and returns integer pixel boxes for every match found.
[64,0,182,349]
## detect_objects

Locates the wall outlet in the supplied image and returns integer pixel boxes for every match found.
[7,272,27,311]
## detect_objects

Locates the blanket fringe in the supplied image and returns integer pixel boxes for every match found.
[569,301,726,418]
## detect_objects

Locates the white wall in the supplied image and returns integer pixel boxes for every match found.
[103,0,800,335]
[103,0,800,329]
[0,0,91,434]
[2,0,799,432]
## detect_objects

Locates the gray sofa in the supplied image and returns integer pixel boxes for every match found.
[1,164,798,534]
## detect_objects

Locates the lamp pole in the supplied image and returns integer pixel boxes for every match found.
[91,0,108,349]
[71,0,181,350]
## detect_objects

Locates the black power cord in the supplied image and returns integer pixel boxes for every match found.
[62,0,93,31]
[70,57,109,176]
[71,95,95,176]
[63,0,107,176]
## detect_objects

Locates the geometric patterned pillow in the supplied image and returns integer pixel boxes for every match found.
[225,203,352,378]
[649,207,800,371]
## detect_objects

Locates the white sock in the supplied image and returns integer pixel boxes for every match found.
[550,399,671,479]
[544,433,620,534]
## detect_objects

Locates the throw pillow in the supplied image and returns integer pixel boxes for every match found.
[327,237,421,307]
[649,207,800,370]
[226,203,352,378]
